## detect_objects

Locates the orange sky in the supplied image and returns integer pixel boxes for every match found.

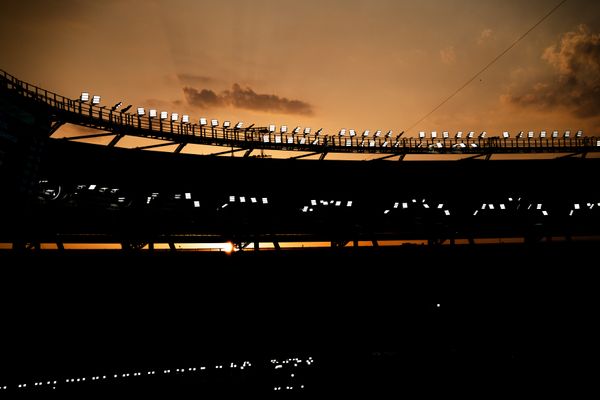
[1,0,599,137]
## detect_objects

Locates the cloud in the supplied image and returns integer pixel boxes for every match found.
[477,28,493,45]
[177,73,216,86]
[183,84,314,115]
[440,46,456,65]
[504,25,600,118]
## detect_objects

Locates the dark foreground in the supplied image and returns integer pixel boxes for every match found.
[0,243,595,395]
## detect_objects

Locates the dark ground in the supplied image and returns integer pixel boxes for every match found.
[0,243,595,396]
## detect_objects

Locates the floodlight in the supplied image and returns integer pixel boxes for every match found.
[160,111,168,120]
[171,113,179,121]
[349,129,356,137]
[552,130,559,138]
[111,101,122,111]
[540,131,546,138]
[210,119,218,127]
[382,141,388,147]
[455,131,463,138]
[502,131,509,139]
[281,125,287,133]
[360,130,369,137]
[431,131,437,139]
[234,121,242,129]
[137,107,145,116]
[149,109,157,118]
[315,128,323,135]
[564,130,570,138]
[268,124,276,132]
[375,130,382,137]
[527,131,534,138]
[92,95,101,105]
[386,130,394,138]
[435,142,443,148]
[576,130,583,138]
[479,131,487,138]
[471,143,478,148]
[339,129,346,136]
[442,131,449,139]
[517,131,523,139]
[120,104,132,113]
[223,120,231,128]
[80,92,90,102]
[304,127,311,135]
[293,126,301,134]
[419,131,425,139]
[182,115,189,123]
[467,131,475,138]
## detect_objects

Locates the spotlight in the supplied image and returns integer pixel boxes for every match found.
[442,131,449,139]
[149,109,157,118]
[293,126,301,134]
[171,113,179,121]
[315,128,323,135]
[211,119,218,127]
[362,130,370,137]
[502,131,510,139]
[199,117,207,126]
[467,131,475,139]
[517,131,523,139]
[223,120,230,128]
[80,92,90,102]
[455,131,463,139]
[431,131,437,139]
[111,101,122,111]
[564,130,570,138]
[280,125,288,133]
[92,95,101,105]
[182,115,189,123]
[339,129,346,136]
[268,124,276,133]
[303,127,311,135]
[540,130,547,138]
[386,130,394,138]
[137,107,145,116]
[419,131,425,139]
[479,131,487,138]
[235,121,243,129]
[527,131,534,139]
[121,104,132,113]
[374,130,382,137]
[160,111,168,120]
[576,130,583,138]
[552,130,559,138]
[349,129,356,137]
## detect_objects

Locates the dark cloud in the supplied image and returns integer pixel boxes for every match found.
[177,73,216,86]
[505,25,600,118]
[183,84,314,116]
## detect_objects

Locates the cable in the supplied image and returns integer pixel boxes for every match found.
[405,0,569,133]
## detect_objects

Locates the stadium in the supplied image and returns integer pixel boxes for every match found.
[1,64,597,395]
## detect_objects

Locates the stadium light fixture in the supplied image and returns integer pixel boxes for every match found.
[540,130,547,138]
[362,130,370,137]
[210,119,219,127]
[517,131,523,139]
[120,104,132,113]
[527,131,534,139]
[268,124,276,133]
[431,131,437,139]
[137,107,145,116]
[198,117,207,126]
[502,131,510,139]
[293,126,301,134]
[160,111,168,120]
[479,131,487,138]
[455,131,463,139]
[576,130,583,138]
[315,128,323,135]
[374,130,382,137]
[339,129,346,136]
[235,121,243,129]
[280,125,287,133]
[419,131,425,139]
[386,130,394,138]
[111,101,122,111]
[182,115,189,123]
[349,129,356,137]
[80,92,90,102]
[552,130,559,138]
[149,109,157,118]
[171,113,179,121]
[92,95,101,105]
[564,130,570,138]
[223,120,231,128]
[442,131,449,139]
[467,131,475,139]
[304,127,311,135]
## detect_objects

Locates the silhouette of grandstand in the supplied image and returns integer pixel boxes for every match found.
[0,69,596,395]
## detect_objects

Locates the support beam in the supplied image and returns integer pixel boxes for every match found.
[63,132,116,141]
[319,152,328,160]
[174,143,187,153]
[371,153,402,161]
[290,151,322,160]
[273,241,280,250]
[208,148,246,156]
[398,154,406,161]
[108,134,124,147]
[243,149,253,158]
[169,242,176,251]
[135,142,177,150]
[48,121,64,135]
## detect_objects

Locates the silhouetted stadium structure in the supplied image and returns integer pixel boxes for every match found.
[1,69,596,395]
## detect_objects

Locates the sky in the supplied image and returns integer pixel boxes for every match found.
[1,0,599,137]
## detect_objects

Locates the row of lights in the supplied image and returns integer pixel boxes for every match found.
[2,359,260,392]
[418,130,584,139]
[271,357,314,392]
